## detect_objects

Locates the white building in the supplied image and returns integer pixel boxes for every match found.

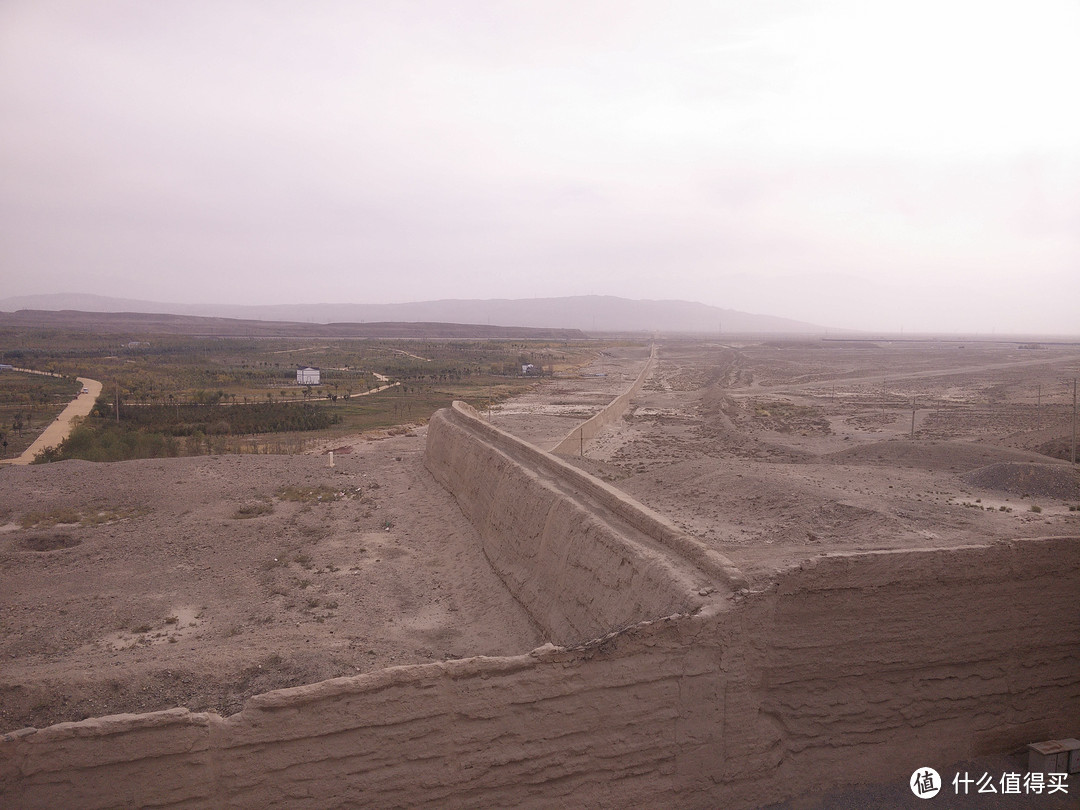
[296,367,321,385]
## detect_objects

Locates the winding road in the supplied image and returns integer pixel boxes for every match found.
[1,370,401,466]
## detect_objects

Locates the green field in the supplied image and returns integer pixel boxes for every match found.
[0,331,613,462]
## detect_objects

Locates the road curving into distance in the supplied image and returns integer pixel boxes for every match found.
[1,376,102,466]
[1,370,397,465]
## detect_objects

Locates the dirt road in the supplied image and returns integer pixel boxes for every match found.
[1,377,101,465]
[286,372,398,403]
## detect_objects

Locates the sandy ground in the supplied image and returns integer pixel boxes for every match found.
[0,432,542,730]
[488,344,652,449]
[2,336,1078,765]
[501,339,1080,585]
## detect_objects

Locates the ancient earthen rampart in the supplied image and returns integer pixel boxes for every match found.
[424,400,745,642]
[548,345,657,455]
[2,400,1078,809]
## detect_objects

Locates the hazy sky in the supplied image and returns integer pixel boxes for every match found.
[2,1,1078,333]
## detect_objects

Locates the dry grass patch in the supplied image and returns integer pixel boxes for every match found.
[20,508,82,529]
[276,484,352,504]
[20,506,144,529]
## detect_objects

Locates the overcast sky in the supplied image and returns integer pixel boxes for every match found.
[1,1,1078,333]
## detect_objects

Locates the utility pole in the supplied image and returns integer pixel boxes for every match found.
[911,396,916,439]
[1072,377,1077,465]
[579,427,584,458]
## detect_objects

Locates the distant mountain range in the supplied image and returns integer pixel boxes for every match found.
[0,293,825,334]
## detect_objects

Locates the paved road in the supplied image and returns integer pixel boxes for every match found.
[1,376,102,465]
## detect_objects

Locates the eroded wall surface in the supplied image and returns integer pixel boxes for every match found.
[2,400,1077,810]
[755,540,1080,800]
[424,400,744,644]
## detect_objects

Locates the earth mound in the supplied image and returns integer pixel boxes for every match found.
[1036,436,1078,463]
[962,462,1080,500]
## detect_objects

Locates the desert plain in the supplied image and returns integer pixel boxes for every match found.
[1,336,1079,805]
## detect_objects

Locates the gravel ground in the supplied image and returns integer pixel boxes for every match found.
[0,432,542,731]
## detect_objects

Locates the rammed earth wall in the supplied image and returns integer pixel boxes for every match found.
[2,401,1078,809]
[549,344,657,455]
[423,400,745,644]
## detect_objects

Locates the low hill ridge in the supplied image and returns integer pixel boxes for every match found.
[0,293,824,334]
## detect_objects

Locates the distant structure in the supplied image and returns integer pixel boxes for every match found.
[0,364,12,372]
[296,367,321,385]
[521,364,538,376]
